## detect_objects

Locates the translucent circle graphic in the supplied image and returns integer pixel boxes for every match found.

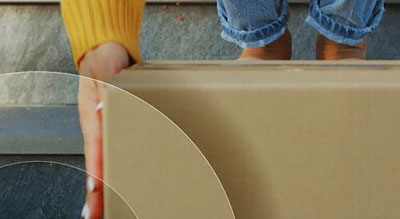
[0,71,235,219]
[0,72,138,219]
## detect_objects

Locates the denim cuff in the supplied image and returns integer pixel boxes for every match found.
[217,0,288,48]
[305,0,385,45]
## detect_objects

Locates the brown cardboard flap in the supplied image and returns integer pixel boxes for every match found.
[114,60,400,89]
[102,86,235,219]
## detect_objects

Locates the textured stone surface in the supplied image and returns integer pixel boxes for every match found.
[0,106,83,154]
[0,155,134,219]
[0,72,78,105]
[0,155,85,219]
[140,4,238,60]
[0,5,76,74]
[0,4,399,75]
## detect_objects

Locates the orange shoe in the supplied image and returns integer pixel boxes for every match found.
[316,34,367,60]
[238,30,292,60]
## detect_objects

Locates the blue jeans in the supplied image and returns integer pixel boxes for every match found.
[217,0,385,47]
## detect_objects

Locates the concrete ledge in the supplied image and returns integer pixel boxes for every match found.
[0,106,83,155]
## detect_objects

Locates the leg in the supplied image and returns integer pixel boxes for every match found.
[217,0,292,60]
[305,0,386,59]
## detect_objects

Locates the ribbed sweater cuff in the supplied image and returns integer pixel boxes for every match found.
[61,0,145,68]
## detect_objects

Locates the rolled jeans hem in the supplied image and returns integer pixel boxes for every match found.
[217,0,288,48]
[221,27,287,48]
[305,0,385,45]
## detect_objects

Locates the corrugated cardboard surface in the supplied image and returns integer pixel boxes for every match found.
[103,86,234,219]
[104,61,400,219]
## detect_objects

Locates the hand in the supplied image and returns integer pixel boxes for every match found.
[78,42,131,219]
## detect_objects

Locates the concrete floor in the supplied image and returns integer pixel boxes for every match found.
[0,155,85,219]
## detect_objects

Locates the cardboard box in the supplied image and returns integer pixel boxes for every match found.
[103,61,400,219]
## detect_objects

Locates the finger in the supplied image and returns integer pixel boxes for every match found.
[78,79,104,181]
[81,191,103,219]
[78,57,104,177]
[78,73,104,219]
[83,187,104,219]
[86,104,104,219]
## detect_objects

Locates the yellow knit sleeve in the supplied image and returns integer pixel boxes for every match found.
[61,0,145,68]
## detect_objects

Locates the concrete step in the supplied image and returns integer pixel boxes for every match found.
[0,106,83,154]
[0,3,399,75]
[0,105,84,218]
